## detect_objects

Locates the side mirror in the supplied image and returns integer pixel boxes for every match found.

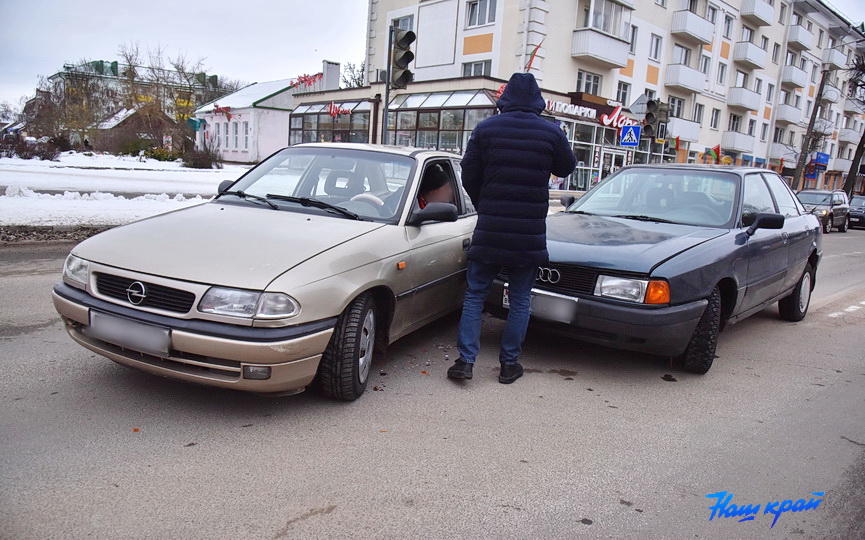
[407,202,459,226]
[746,212,785,236]
[560,195,576,208]
[217,179,234,193]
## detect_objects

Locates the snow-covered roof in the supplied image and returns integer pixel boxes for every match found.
[96,108,136,130]
[196,79,297,113]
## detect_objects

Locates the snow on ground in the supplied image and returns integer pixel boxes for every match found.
[0,152,251,227]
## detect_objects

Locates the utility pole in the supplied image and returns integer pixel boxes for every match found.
[792,66,830,189]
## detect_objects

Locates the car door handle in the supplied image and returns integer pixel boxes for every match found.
[462,238,470,250]
[782,232,789,244]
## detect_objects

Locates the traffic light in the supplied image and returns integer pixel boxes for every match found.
[643,100,670,139]
[391,27,416,90]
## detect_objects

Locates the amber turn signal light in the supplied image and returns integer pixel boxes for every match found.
[644,280,670,304]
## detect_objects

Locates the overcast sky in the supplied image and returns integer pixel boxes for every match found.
[1,0,864,107]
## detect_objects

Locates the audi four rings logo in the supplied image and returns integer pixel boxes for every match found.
[537,267,561,283]
[125,281,147,305]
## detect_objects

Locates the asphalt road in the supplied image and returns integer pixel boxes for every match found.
[1,231,864,539]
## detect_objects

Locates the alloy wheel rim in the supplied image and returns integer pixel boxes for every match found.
[799,272,811,313]
[358,310,375,384]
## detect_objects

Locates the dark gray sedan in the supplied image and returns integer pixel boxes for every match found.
[486,165,822,374]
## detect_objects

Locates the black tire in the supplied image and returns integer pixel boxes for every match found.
[674,287,721,374]
[839,216,849,233]
[823,217,832,234]
[316,293,377,401]
[779,263,814,322]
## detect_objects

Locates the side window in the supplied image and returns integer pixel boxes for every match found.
[416,159,460,212]
[762,173,800,218]
[451,159,476,215]
[741,174,776,226]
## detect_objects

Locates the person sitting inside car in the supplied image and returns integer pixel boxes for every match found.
[417,164,454,209]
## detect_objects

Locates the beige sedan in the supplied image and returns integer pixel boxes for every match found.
[52,143,476,400]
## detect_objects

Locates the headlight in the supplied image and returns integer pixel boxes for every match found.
[63,254,89,287]
[198,287,300,319]
[594,275,670,304]
[813,209,827,215]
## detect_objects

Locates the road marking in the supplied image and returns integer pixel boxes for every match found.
[844,306,862,313]
[827,312,843,318]
[827,302,865,318]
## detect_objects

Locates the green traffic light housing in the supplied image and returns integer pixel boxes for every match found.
[391,28,416,90]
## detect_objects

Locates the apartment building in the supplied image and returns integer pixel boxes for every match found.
[291,0,865,191]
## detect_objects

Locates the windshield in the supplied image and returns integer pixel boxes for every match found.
[220,147,416,221]
[796,192,831,205]
[850,196,865,207]
[569,168,738,227]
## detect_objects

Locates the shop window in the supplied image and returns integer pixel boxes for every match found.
[418,111,439,129]
[440,110,465,130]
[467,0,496,27]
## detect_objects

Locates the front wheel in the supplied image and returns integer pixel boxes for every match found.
[823,217,832,234]
[839,216,849,233]
[779,263,814,322]
[317,293,377,401]
[674,287,721,374]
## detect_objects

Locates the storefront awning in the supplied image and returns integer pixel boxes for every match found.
[292,101,371,115]
[388,90,496,109]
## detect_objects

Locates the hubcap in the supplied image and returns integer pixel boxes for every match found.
[358,309,375,384]
[799,272,812,313]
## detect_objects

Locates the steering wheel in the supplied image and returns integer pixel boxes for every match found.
[681,204,724,223]
[349,193,384,207]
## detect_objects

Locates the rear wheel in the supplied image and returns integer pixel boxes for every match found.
[839,216,849,233]
[823,217,832,234]
[674,287,721,374]
[316,293,377,401]
[779,263,814,322]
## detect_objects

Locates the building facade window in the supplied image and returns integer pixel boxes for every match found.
[779,3,787,24]
[693,102,705,124]
[772,43,780,63]
[577,70,602,94]
[644,89,657,100]
[467,0,496,27]
[233,121,238,149]
[710,108,720,129]
[393,15,414,31]
[723,15,733,39]
[717,62,727,85]
[214,122,220,148]
[728,113,742,132]
[699,55,711,74]
[669,96,685,118]
[760,36,769,50]
[754,78,763,94]
[773,126,784,143]
[742,26,753,43]
[223,122,228,148]
[673,44,691,66]
[629,24,638,54]
[706,5,717,24]
[243,121,249,150]
[649,34,663,61]
[748,118,756,136]
[767,83,775,102]
[290,101,373,145]
[462,60,492,77]
[735,70,749,88]
[760,122,769,141]
[616,81,631,104]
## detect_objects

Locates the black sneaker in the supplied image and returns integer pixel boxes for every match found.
[447,359,473,380]
[499,362,524,384]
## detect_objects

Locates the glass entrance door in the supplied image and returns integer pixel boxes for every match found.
[601,150,625,181]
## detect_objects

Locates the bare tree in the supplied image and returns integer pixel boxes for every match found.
[341,61,366,88]
[842,54,865,196]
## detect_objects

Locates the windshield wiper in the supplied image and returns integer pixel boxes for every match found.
[265,194,361,220]
[612,214,678,224]
[565,210,595,215]
[218,190,278,209]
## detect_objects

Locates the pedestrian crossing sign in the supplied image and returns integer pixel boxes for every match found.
[620,125,640,147]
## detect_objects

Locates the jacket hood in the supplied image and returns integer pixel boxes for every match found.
[496,73,546,114]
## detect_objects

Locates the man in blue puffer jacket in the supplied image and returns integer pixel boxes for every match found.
[448,72,576,384]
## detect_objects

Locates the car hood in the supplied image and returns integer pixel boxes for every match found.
[73,202,386,289]
[547,213,727,274]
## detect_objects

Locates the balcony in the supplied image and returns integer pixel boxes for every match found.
[667,117,701,142]
[670,10,714,45]
[663,64,706,93]
[728,87,761,111]
[821,84,841,104]
[787,25,814,50]
[822,48,847,71]
[768,142,799,161]
[721,131,756,153]
[813,118,835,135]
[781,64,808,88]
[775,103,803,124]
[833,157,852,172]
[571,29,629,69]
[740,0,773,26]
[732,41,767,70]
[839,128,861,144]
[843,97,864,114]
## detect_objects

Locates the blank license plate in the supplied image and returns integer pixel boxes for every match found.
[851,217,860,222]
[88,311,171,356]
[503,288,577,323]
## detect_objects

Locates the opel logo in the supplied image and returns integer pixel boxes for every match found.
[126,281,147,305]
[537,267,561,284]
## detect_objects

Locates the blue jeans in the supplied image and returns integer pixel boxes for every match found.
[457,261,537,365]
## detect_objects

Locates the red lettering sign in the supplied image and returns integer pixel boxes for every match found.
[328,102,351,117]
[599,105,640,128]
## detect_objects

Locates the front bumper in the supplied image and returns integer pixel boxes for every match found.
[52,282,336,394]
[849,212,864,227]
[488,280,707,356]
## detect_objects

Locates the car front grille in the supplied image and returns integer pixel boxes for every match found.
[499,264,600,296]
[95,273,196,313]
